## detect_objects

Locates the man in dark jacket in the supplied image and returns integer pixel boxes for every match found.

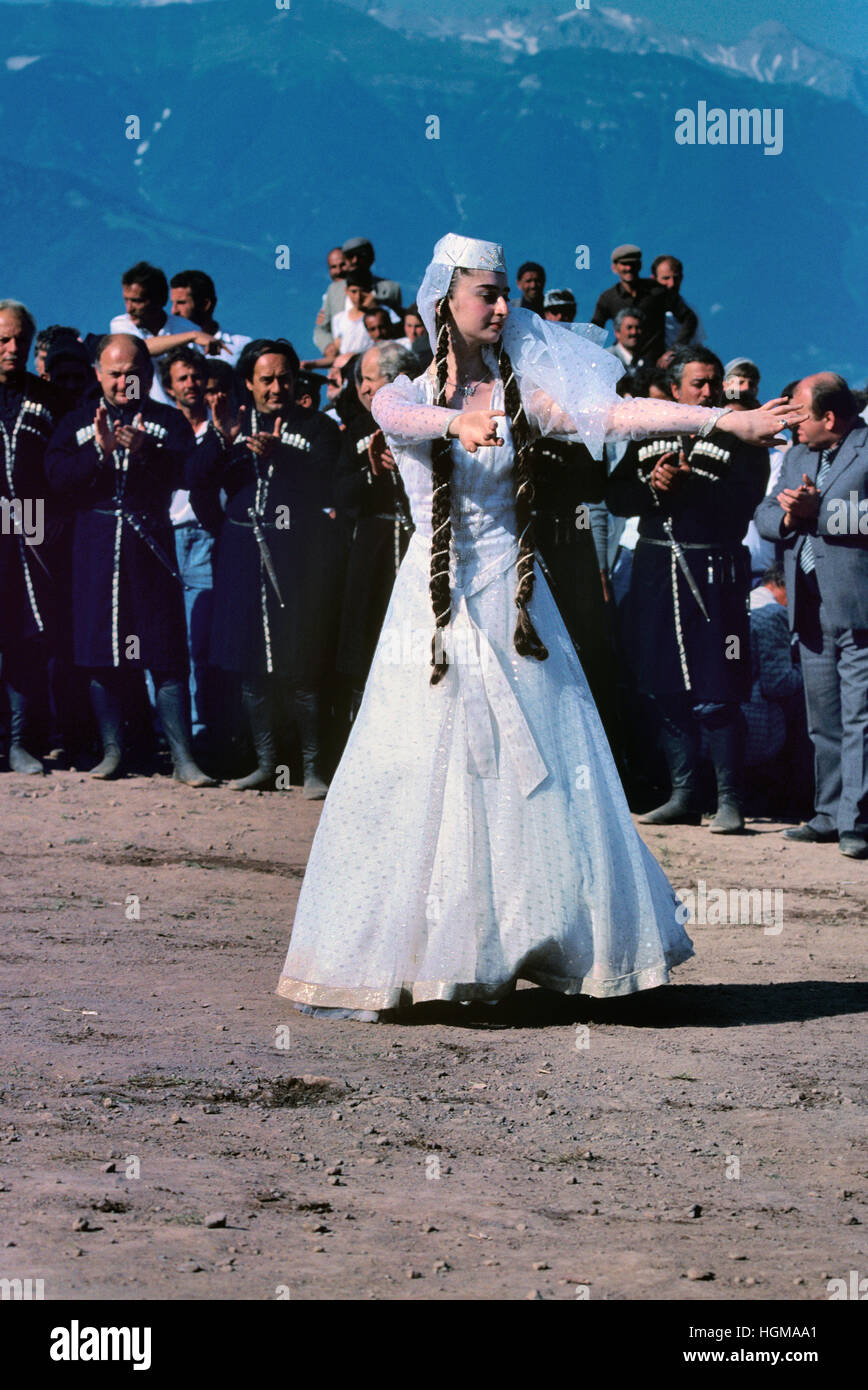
[45,334,215,785]
[0,299,62,773]
[607,346,770,832]
[190,338,347,795]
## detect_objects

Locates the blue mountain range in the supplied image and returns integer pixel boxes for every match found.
[0,0,865,389]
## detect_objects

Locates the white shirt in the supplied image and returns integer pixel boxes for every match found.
[333,310,375,355]
[608,342,634,368]
[743,440,791,574]
[204,329,251,368]
[109,310,195,406]
[619,516,640,551]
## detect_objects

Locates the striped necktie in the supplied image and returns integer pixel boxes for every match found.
[798,449,834,576]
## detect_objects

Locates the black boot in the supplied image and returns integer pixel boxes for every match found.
[7,679,42,774]
[704,705,746,834]
[295,686,328,800]
[155,677,216,787]
[639,702,701,825]
[88,673,124,779]
[230,678,277,791]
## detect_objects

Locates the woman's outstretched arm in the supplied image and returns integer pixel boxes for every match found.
[531,390,804,449]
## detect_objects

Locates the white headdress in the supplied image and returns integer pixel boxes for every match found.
[416,232,623,458]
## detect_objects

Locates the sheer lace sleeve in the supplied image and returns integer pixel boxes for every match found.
[371,373,459,444]
[528,389,721,444]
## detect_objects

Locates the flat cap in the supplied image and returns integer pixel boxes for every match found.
[342,237,374,256]
[611,243,642,262]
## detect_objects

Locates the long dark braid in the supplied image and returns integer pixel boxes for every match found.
[428,300,454,685]
[497,342,549,662]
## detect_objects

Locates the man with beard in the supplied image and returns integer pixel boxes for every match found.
[606,346,771,833]
[334,343,417,723]
[189,339,346,796]
[0,299,61,773]
[45,334,215,785]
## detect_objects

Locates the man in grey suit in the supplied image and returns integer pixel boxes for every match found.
[313,238,402,355]
[754,373,868,858]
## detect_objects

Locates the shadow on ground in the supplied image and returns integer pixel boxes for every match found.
[389,980,868,1030]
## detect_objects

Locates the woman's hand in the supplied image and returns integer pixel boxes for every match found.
[450,410,506,453]
[717,398,809,448]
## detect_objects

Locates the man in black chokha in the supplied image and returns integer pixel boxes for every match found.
[0,299,62,773]
[189,338,347,795]
[45,334,217,785]
[606,346,771,833]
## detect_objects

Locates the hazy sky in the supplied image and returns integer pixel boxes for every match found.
[0,0,863,57]
[596,0,865,56]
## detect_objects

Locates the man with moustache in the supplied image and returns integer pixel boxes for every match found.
[606,346,772,833]
[189,339,346,795]
[607,308,648,377]
[45,334,215,785]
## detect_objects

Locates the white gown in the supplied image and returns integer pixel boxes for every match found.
[277,367,694,1014]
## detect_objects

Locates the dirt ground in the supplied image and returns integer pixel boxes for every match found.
[0,768,865,1302]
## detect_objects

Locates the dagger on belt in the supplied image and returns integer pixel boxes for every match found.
[248,506,286,608]
[663,518,710,622]
[121,507,192,590]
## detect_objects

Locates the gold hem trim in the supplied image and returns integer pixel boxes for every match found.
[276,949,693,1011]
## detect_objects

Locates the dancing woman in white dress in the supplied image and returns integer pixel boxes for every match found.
[276,234,800,1022]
